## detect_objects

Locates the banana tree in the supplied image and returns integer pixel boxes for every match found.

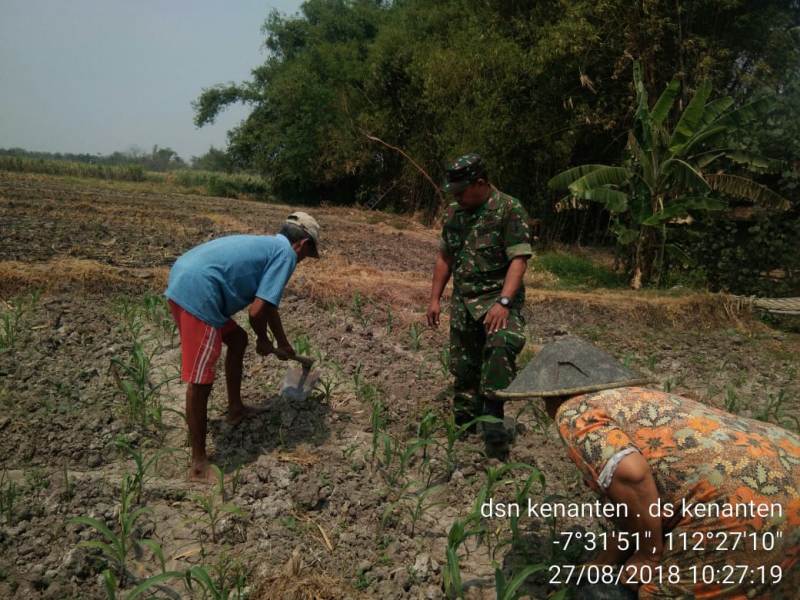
[549,62,789,288]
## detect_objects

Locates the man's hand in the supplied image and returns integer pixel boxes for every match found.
[426,300,441,328]
[275,344,296,361]
[483,303,509,334]
[256,337,274,357]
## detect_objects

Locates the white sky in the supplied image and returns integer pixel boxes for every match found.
[0,0,303,160]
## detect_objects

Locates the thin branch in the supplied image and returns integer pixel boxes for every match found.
[361,131,445,204]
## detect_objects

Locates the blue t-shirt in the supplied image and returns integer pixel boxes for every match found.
[165,234,297,328]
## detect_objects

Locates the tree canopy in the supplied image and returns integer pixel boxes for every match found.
[194,0,799,217]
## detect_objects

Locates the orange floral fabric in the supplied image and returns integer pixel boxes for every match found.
[556,387,800,599]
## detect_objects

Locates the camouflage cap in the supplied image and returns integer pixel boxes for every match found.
[495,336,654,398]
[285,211,320,258]
[442,153,487,194]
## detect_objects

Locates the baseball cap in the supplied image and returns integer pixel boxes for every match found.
[442,153,487,194]
[285,212,320,258]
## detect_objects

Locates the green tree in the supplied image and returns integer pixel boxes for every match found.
[191,146,233,172]
[548,62,789,288]
[193,0,798,216]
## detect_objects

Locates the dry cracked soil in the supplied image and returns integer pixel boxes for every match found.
[0,171,798,599]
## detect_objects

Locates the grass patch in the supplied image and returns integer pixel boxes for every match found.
[0,156,271,200]
[534,251,626,289]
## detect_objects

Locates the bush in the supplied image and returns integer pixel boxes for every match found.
[674,211,800,296]
[534,251,626,288]
[0,156,146,181]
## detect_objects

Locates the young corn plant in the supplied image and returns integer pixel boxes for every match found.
[376,432,406,488]
[754,389,799,430]
[0,290,40,352]
[385,307,394,335]
[61,462,75,504]
[408,322,423,351]
[351,292,371,327]
[183,563,247,600]
[292,333,312,357]
[115,438,177,504]
[114,297,146,342]
[369,396,388,465]
[110,341,178,432]
[190,465,246,544]
[101,570,182,600]
[404,484,445,536]
[69,475,158,586]
[0,470,19,525]
[493,565,547,600]
[141,293,177,346]
[439,415,502,480]
[443,519,482,600]
[508,467,546,551]
[438,347,451,377]
[315,373,341,405]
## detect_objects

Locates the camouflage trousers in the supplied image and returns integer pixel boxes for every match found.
[448,296,526,423]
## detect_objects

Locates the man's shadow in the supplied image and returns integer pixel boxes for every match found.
[208,388,331,472]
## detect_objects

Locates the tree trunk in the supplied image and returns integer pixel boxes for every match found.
[630,226,658,289]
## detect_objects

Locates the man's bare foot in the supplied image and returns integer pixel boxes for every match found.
[226,404,265,426]
[188,459,217,483]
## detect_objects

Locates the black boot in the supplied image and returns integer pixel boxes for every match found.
[453,392,481,434]
[482,397,513,460]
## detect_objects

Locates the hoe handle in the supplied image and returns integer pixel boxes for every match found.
[293,355,314,369]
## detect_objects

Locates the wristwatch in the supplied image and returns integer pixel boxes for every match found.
[497,296,511,308]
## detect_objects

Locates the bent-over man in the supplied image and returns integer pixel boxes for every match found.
[165,212,320,481]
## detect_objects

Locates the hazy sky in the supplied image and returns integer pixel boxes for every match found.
[0,0,303,160]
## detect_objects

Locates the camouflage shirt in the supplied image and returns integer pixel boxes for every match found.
[440,187,533,319]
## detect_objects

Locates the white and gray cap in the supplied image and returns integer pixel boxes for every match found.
[285,211,320,258]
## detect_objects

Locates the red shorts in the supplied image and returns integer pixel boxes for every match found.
[168,300,239,384]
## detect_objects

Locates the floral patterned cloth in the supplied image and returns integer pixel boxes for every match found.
[556,387,800,599]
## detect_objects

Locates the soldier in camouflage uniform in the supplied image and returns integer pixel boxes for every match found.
[426,154,533,459]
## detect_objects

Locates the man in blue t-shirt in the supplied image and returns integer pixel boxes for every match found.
[165,212,321,481]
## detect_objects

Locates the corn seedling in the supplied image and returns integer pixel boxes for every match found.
[755,389,799,430]
[376,432,408,488]
[0,470,19,525]
[0,291,39,352]
[115,438,178,504]
[385,307,394,335]
[369,396,387,463]
[61,462,75,503]
[183,561,247,600]
[493,564,547,600]
[724,385,740,413]
[230,464,244,496]
[440,415,501,480]
[99,567,182,600]
[352,363,379,403]
[190,465,246,543]
[24,467,50,499]
[404,484,445,536]
[69,475,154,586]
[292,333,312,357]
[351,292,370,327]
[438,346,450,377]
[110,340,178,431]
[408,322,423,351]
[141,293,177,346]
[114,297,146,342]
[443,519,482,599]
[316,374,341,404]
[507,466,546,551]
